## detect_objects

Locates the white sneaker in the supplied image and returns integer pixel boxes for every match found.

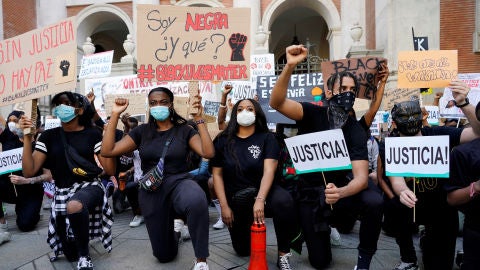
[212,218,225,230]
[181,225,191,241]
[174,219,184,232]
[0,231,11,245]
[192,261,209,270]
[129,215,144,227]
[330,227,341,246]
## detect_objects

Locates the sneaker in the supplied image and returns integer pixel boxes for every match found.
[181,225,191,241]
[192,261,209,270]
[212,218,225,230]
[330,227,341,246]
[0,231,11,245]
[174,219,184,232]
[129,215,144,227]
[277,253,292,270]
[393,261,418,270]
[77,256,93,270]
[456,250,464,267]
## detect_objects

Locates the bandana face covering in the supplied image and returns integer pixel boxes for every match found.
[328,92,355,129]
[392,101,423,136]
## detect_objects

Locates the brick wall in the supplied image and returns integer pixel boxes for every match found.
[440,0,480,73]
[67,2,132,19]
[3,0,36,38]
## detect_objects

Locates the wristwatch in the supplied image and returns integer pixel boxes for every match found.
[454,98,470,108]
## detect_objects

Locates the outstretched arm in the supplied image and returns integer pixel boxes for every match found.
[363,62,389,127]
[269,45,306,121]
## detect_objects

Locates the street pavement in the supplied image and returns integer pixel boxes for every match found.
[0,197,462,270]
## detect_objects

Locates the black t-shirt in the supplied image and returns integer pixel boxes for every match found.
[35,127,103,188]
[128,123,196,176]
[444,138,480,229]
[210,132,280,196]
[295,102,368,186]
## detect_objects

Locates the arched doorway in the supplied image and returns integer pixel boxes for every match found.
[262,0,342,74]
[76,4,133,63]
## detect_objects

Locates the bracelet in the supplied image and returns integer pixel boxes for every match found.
[195,119,205,125]
[255,196,266,205]
[469,182,479,198]
[455,98,470,108]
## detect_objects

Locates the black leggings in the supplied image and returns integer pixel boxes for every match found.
[139,178,209,262]
[227,184,297,256]
[0,178,43,231]
[299,181,383,269]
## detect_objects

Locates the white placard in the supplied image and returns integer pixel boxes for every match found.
[284,129,352,174]
[424,105,440,126]
[221,80,255,104]
[250,54,275,90]
[385,136,449,178]
[78,50,114,79]
[0,147,23,175]
[44,118,61,130]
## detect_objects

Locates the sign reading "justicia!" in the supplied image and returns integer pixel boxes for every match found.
[284,129,352,174]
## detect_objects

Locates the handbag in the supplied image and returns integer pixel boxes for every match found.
[231,187,258,208]
[60,129,103,179]
[138,130,176,192]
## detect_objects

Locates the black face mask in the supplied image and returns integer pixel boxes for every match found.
[392,101,423,136]
[330,91,356,111]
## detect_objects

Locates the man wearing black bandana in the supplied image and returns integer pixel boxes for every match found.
[270,45,383,270]
[380,85,480,270]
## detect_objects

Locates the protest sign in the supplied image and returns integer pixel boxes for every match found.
[250,54,275,90]
[284,129,352,174]
[383,87,421,112]
[257,73,324,124]
[221,80,254,104]
[0,17,77,106]
[397,50,457,88]
[321,57,387,100]
[78,50,114,79]
[439,73,480,117]
[204,100,220,117]
[0,147,23,175]
[424,105,440,126]
[385,136,449,178]
[44,118,61,130]
[136,5,250,82]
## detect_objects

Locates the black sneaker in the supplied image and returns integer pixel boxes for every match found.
[277,253,292,270]
[77,256,94,270]
[456,250,464,267]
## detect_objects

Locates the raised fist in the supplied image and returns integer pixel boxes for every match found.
[229,33,247,61]
[59,60,70,76]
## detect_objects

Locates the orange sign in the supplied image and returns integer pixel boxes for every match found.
[397,50,457,88]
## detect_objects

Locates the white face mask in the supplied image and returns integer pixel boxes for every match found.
[236,110,256,126]
[8,122,16,131]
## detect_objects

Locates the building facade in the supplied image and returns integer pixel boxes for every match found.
[1,0,479,117]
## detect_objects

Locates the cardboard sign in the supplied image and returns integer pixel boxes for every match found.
[424,105,440,126]
[78,50,114,79]
[104,94,147,130]
[383,88,421,112]
[0,17,77,106]
[188,81,200,114]
[0,147,23,175]
[321,57,387,100]
[397,50,457,88]
[284,129,352,174]
[257,73,324,124]
[136,5,250,82]
[385,136,449,178]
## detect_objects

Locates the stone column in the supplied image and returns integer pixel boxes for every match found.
[233,0,261,53]
[36,0,67,27]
